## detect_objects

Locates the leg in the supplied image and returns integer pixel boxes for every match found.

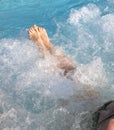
[28,25,55,55]
[28,25,76,74]
[28,25,51,57]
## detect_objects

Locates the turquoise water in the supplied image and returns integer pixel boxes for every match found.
[0,0,114,130]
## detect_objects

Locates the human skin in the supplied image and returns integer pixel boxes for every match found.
[28,25,76,75]
[107,119,114,130]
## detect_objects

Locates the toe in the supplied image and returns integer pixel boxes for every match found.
[41,27,43,32]
[39,27,42,32]
[37,27,41,31]
[33,25,39,32]
[29,28,33,32]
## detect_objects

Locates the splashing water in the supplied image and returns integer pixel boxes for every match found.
[0,0,114,130]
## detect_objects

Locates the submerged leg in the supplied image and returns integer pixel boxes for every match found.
[28,25,76,74]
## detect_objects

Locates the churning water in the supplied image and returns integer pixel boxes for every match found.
[0,0,114,130]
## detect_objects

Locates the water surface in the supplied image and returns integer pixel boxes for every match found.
[0,0,114,130]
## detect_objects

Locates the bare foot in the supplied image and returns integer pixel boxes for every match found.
[28,25,43,45]
[37,26,55,54]
[29,25,55,54]
[28,25,50,56]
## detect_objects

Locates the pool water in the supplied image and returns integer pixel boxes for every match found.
[0,0,114,130]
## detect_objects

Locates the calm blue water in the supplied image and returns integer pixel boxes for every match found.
[0,0,114,130]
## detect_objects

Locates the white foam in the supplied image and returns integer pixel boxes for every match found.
[1,38,75,101]
[0,38,111,130]
[101,14,114,40]
[74,58,108,87]
[68,4,101,25]
[67,3,114,81]
[0,3,114,129]
[68,3,114,46]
